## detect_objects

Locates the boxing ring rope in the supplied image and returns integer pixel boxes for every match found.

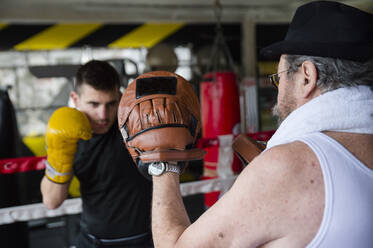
[0,198,83,225]
[0,135,244,225]
[0,176,237,225]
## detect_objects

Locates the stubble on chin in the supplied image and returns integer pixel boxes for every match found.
[272,104,283,126]
[272,98,297,126]
[273,102,295,126]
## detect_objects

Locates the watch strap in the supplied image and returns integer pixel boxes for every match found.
[165,162,182,175]
[148,162,182,176]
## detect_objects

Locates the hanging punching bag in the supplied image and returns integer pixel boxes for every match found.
[0,89,30,248]
[199,0,243,207]
[200,71,241,207]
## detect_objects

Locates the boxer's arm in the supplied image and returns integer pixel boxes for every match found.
[40,107,91,209]
[41,176,70,209]
[152,173,191,248]
[151,142,323,247]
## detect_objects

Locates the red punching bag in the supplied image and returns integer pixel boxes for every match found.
[199,0,243,207]
[200,71,241,207]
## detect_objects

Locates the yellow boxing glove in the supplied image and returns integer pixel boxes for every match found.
[45,107,91,183]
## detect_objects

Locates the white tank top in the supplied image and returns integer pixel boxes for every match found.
[296,132,373,248]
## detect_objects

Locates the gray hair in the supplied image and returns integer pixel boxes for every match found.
[284,55,373,92]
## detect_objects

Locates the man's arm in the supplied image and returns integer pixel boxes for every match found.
[151,141,324,248]
[151,161,273,248]
[40,107,91,210]
[40,176,70,209]
[152,174,191,248]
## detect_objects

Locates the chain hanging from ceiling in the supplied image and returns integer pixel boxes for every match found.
[206,0,236,74]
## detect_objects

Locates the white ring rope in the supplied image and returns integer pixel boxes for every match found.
[0,198,82,225]
[0,176,237,225]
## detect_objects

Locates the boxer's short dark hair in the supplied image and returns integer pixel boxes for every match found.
[75,60,120,93]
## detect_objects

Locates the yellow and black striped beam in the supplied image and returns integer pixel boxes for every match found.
[0,23,285,73]
[0,23,249,71]
[0,23,184,51]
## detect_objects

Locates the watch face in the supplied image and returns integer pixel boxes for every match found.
[148,162,165,176]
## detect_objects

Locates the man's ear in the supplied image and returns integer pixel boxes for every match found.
[70,91,79,107]
[300,61,318,99]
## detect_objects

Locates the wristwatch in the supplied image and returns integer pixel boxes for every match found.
[148,162,181,176]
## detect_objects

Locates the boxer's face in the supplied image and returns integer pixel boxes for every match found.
[272,55,298,124]
[71,84,120,134]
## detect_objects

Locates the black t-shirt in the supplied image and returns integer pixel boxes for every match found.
[73,124,152,239]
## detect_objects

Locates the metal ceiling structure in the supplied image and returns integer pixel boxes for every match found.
[1,0,372,24]
[0,0,372,77]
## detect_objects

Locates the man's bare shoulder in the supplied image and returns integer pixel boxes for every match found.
[232,141,325,247]
[243,141,324,208]
[237,141,316,183]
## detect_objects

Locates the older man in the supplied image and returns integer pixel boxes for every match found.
[146,1,373,247]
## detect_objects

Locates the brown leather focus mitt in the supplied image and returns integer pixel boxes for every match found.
[118,71,205,179]
[232,134,266,165]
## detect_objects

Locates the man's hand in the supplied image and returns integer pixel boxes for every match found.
[232,134,265,165]
[45,107,91,184]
